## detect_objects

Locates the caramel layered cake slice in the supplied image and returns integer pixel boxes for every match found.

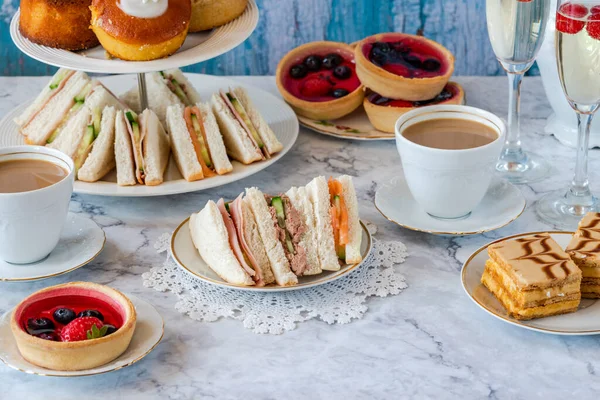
[481,233,582,320]
[566,212,600,298]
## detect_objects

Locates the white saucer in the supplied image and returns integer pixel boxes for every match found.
[374,176,525,235]
[0,294,164,376]
[170,218,373,292]
[0,213,105,282]
[461,231,600,335]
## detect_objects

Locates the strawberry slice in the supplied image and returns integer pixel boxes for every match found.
[587,13,600,39]
[517,0,532,2]
[556,3,588,34]
[300,77,333,97]
[592,5,600,14]
[60,317,106,342]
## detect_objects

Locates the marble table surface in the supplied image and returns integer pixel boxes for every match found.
[1,75,599,400]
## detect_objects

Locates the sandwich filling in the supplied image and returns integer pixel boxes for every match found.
[328,177,349,260]
[266,195,309,276]
[183,106,216,177]
[220,90,270,160]
[46,81,98,144]
[72,107,102,171]
[160,71,193,106]
[21,69,75,129]
[125,110,146,184]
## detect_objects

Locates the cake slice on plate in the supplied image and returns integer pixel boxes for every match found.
[566,212,600,299]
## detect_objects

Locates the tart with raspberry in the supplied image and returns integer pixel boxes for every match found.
[355,33,455,101]
[364,82,465,133]
[10,282,136,371]
[276,41,364,120]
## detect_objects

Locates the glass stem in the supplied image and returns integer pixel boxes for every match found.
[568,112,593,201]
[499,72,526,163]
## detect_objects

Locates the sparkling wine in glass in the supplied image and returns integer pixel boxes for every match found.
[537,1,600,228]
[486,0,552,183]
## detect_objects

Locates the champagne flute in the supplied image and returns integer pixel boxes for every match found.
[486,0,552,183]
[537,0,600,228]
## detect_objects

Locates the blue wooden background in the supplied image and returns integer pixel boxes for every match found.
[0,0,536,76]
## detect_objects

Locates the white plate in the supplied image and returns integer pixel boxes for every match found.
[461,231,600,335]
[170,217,373,292]
[374,176,526,235]
[9,0,258,74]
[0,74,299,197]
[0,213,105,282]
[298,107,394,141]
[0,294,164,376]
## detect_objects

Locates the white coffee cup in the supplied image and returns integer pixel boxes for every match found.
[395,105,505,219]
[0,146,74,264]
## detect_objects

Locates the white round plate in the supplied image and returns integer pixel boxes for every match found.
[0,294,164,376]
[9,0,258,74]
[374,176,525,235]
[298,107,394,141]
[0,73,299,197]
[461,231,600,335]
[0,213,105,282]
[170,217,372,292]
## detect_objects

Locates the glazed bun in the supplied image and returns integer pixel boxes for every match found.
[189,0,248,32]
[19,0,99,50]
[90,0,191,61]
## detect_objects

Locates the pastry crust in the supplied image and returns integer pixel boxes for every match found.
[19,0,99,50]
[364,82,464,133]
[10,282,137,371]
[90,0,190,61]
[190,0,248,32]
[354,33,455,101]
[276,41,365,121]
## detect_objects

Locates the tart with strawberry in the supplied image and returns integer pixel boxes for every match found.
[355,33,455,101]
[10,282,136,371]
[276,41,365,120]
[364,82,465,133]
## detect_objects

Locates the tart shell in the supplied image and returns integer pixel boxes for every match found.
[276,41,365,121]
[355,33,455,102]
[364,82,465,133]
[10,282,137,371]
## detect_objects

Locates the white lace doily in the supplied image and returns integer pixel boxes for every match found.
[142,223,408,334]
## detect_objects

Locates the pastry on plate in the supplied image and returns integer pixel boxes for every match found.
[90,0,191,61]
[189,0,248,32]
[354,33,455,101]
[276,41,364,120]
[364,82,464,133]
[481,233,582,320]
[566,212,600,298]
[10,282,136,371]
[19,0,99,50]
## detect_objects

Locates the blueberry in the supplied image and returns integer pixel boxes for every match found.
[77,310,104,321]
[103,324,118,336]
[53,308,76,325]
[422,58,441,72]
[332,88,350,98]
[368,93,391,106]
[322,53,343,69]
[27,318,55,335]
[404,55,422,69]
[37,332,59,341]
[304,55,322,71]
[333,65,352,80]
[372,42,391,53]
[290,64,308,79]
[436,89,453,101]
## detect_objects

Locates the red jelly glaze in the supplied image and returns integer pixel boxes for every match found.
[368,83,459,108]
[363,36,450,78]
[282,52,361,103]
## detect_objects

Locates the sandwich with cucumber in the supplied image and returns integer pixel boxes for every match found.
[166,102,232,181]
[114,109,171,186]
[211,87,283,164]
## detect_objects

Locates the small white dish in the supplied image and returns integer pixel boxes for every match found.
[375,175,525,235]
[0,294,164,376]
[0,213,105,281]
[461,231,600,335]
[170,218,372,292]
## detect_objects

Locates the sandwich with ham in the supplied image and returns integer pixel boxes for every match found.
[166,102,232,181]
[211,87,283,164]
[114,109,171,186]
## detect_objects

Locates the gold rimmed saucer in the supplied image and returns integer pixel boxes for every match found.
[298,107,394,141]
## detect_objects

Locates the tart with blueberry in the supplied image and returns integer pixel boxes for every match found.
[355,33,455,101]
[364,82,465,133]
[10,282,136,371]
[276,41,364,120]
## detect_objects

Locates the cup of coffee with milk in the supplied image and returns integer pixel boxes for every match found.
[395,105,505,219]
[0,146,74,264]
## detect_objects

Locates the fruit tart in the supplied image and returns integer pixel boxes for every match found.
[276,41,365,120]
[364,82,465,133]
[10,282,136,371]
[355,33,455,101]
